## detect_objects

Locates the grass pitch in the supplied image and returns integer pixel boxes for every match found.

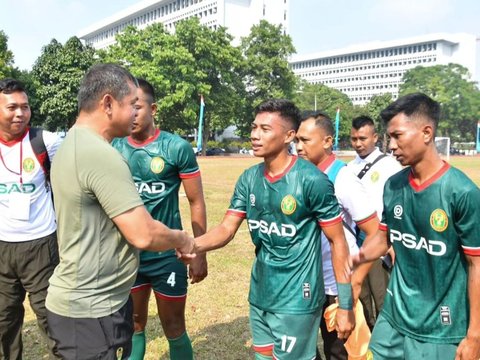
[23,155,479,359]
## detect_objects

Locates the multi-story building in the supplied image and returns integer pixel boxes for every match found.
[290,33,477,105]
[77,0,289,50]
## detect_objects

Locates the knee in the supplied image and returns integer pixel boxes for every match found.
[162,317,186,339]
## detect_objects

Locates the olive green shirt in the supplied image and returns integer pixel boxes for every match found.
[46,126,143,318]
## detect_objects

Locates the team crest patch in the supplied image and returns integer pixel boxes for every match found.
[370,171,380,183]
[281,195,296,215]
[430,209,448,232]
[22,158,35,173]
[150,157,164,174]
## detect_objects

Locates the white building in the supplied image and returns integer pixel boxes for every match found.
[290,33,477,105]
[77,0,289,50]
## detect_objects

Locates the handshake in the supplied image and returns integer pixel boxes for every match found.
[175,230,197,262]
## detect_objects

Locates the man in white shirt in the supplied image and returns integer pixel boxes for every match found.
[0,78,62,359]
[347,115,401,330]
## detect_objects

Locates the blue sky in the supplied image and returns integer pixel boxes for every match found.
[1,0,479,81]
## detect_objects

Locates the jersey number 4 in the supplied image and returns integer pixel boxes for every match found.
[167,272,176,287]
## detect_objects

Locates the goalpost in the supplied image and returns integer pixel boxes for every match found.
[435,137,450,162]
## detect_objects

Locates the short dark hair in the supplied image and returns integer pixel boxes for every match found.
[352,115,375,130]
[0,78,26,94]
[254,99,301,131]
[301,110,334,137]
[136,78,155,104]
[77,64,138,113]
[380,93,440,132]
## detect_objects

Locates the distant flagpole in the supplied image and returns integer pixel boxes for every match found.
[476,121,480,153]
[334,108,340,151]
[197,95,205,153]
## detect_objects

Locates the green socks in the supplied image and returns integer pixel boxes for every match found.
[129,331,146,360]
[167,332,193,360]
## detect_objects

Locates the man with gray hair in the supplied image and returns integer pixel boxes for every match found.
[46,64,194,359]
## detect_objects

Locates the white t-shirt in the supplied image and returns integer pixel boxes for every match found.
[347,147,402,218]
[0,128,62,242]
[320,156,377,296]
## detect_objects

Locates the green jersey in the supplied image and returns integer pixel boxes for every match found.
[113,129,200,261]
[228,156,342,314]
[380,162,480,344]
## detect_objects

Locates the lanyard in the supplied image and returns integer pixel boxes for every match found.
[0,140,23,185]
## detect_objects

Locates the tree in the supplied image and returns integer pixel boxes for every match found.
[362,93,393,152]
[400,64,480,142]
[238,20,297,136]
[101,19,246,153]
[293,81,356,145]
[0,30,15,78]
[31,37,96,131]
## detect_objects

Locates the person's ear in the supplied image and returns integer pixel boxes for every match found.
[101,94,114,115]
[285,129,296,143]
[422,124,434,143]
[324,135,333,149]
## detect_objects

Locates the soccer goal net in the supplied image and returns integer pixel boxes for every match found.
[435,137,450,162]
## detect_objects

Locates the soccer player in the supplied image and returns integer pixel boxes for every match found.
[352,93,480,359]
[348,115,401,329]
[113,78,207,360]
[179,99,355,360]
[296,111,379,360]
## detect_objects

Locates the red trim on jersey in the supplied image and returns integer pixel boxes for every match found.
[253,343,274,353]
[127,128,161,147]
[318,153,336,173]
[226,209,246,218]
[379,223,388,232]
[355,212,378,225]
[264,156,297,183]
[0,127,29,146]
[318,214,343,227]
[153,291,187,302]
[408,161,450,192]
[131,283,151,293]
[179,170,201,179]
[462,247,480,256]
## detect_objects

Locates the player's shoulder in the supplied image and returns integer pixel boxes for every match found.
[384,167,410,188]
[160,130,193,150]
[295,156,323,175]
[445,165,479,191]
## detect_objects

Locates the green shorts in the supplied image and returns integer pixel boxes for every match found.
[249,304,321,360]
[132,256,188,301]
[368,315,458,360]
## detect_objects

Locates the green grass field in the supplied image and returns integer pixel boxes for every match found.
[23,155,479,359]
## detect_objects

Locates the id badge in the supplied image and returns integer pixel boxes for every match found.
[9,192,31,221]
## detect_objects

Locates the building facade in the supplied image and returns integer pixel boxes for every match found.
[77,0,289,50]
[290,33,477,105]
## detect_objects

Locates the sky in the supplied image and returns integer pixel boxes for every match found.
[1,0,479,81]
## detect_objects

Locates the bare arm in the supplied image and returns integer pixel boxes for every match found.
[352,228,389,267]
[322,222,355,339]
[350,216,380,302]
[112,205,193,254]
[182,176,208,283]
[455,254,480,360]
[193,213,244,253]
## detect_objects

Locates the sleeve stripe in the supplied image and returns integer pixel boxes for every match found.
[179,170,201,179]
[318,214,343,227]
[226,209,246,218]
[462,246,480,256]
[379,223,388,231]
[355,212,378,225]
